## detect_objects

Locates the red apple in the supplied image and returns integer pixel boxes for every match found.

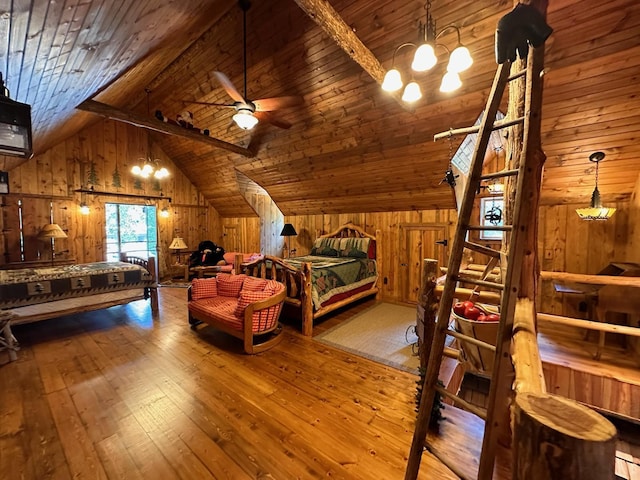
[462,300,475,310]
[453,302,466,316]
[464,305,482,320]
[477,314,487,322]
[485,313,501,322]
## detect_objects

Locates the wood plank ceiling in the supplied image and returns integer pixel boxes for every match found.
[0,0,639,217]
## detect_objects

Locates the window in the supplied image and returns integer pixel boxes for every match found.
[105,203,157,260]
[479,197,504,240]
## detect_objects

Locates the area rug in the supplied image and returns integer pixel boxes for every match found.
[158,280,191,288]
[315,302,420,374]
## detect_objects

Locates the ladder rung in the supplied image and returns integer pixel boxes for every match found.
[467,225,512,232]
[447,328,497,352]
[464,241,501,258]
[490,116,525,132]
[434,385,487,420]
[455,276,505,290]
[433,115,525,140]
[422,444,471,480]
[508,69,527,81]
[480,169,519,181]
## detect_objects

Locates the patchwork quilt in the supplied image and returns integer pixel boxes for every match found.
[284,255,377,309]
[0,261,154,309]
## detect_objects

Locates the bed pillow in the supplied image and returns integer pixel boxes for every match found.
[190,277,217,300]
[216,274,246,297]
[310,238,341,257]
[338,237,371,258]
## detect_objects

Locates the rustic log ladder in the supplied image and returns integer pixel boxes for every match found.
[405,49,544,480]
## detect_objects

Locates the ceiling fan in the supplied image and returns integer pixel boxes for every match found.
[185,0,302,131]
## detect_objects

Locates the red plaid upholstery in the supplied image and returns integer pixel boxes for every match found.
[189,297,241,329]
[190,277,218,300]
[234,288,283,332]
[242,276,268,292]
[216,274,246,298]
[264,280,281,295]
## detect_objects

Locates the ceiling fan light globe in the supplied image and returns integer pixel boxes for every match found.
[382,69,402,92]
[233,111,258,130]
[448,45,473,73]
[412,43,437,72]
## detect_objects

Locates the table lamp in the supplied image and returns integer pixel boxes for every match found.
[37,223,68,265]
[280,223,297,258]
[169,237,188,264]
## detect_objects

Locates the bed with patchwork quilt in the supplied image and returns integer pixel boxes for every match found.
[0,254,158,325]
[241,223,379,336]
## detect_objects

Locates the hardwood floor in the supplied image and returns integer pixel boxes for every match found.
[0,289,457,479]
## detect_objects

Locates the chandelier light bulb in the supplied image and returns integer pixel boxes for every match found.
[233,110,259,130]
[447,45,473,73]
[382,68,403,92]
[402,81,422,102]
[154,167,169,179]
[411,43,437,72]
[131,165,142,175]
[440,71,462,93]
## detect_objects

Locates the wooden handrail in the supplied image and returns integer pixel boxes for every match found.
[537,312,640,337]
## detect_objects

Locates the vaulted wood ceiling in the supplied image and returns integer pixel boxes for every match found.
[1,0,638,217]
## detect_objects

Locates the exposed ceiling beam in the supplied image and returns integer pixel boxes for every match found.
[293,0,410,111]
[76,99,254,158]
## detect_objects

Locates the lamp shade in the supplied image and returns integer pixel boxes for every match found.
[280,223,297,237]
[169,237,188,250]
[38,223,68,240]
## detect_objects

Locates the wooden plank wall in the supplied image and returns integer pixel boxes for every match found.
[537,200,631,317]
[0,119,218,278]
[281,210,459,304]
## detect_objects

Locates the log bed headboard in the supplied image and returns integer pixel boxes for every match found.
[242,222,380,336]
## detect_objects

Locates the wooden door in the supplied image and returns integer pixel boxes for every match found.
[401,224,449,304]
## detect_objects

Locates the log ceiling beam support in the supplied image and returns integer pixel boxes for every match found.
[76,99,255,158]
[293,0,410,111]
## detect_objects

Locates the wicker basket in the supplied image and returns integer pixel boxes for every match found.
[452,309,499,377]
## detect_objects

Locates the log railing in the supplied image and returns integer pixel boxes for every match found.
[420,258,619,479]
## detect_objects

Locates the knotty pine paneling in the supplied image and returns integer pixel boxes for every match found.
[280,210,458,304]
[537,201,632,319]
[0,119,219,278]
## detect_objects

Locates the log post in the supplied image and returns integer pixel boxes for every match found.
[513,392,617,480]
[300,262,314,336]
[416,259,439,370]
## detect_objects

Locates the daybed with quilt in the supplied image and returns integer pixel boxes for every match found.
[241,223,379,336]
[0,254,158,325]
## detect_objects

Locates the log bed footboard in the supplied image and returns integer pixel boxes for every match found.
[2,255,159,325]
[241,255,378,336]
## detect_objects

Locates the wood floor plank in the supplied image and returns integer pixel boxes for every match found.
[3,288,466,479]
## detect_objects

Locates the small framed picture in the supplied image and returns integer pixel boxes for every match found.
[480,197,504,240]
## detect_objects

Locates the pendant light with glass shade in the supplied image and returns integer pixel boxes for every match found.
[575,151,616,221]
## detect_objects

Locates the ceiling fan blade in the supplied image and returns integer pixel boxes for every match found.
[213,71,245,103]
[181,100,236,108]
[254,111,292,130]
[253,96,303,112]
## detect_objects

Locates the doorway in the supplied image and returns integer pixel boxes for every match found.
[400,224,449,304]
[105,203,158,260]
